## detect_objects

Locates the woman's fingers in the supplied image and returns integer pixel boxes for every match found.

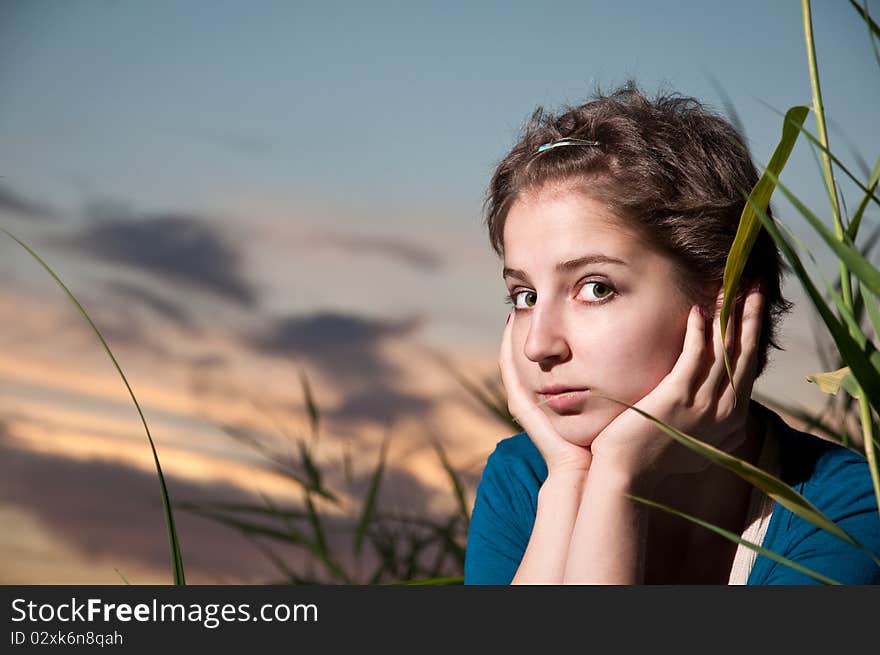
[666,304,709,402]
[703,288,732,383]
[700,285,764,409]
[729,286,764,397]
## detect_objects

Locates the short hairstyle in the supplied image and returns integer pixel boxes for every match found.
[483,81,793,378]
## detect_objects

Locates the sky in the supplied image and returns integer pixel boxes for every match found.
[0,0,878,583]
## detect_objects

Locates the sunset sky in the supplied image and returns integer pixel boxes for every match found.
[1,0,878,584]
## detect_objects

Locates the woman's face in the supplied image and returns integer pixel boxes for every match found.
[502,185,695,447]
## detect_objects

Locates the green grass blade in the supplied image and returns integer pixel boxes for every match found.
[297,438,323,492]
[847,156,880,241]
[302,488,350,582]
[850,0,880,36]
[258,490,309,543]
[430,516,467,567]
[428,431,471,530]
[720,105,809,399]
[354,425,392,557]
[762,168,880,300]
[265,465,337,503]
[247,536,311,584]
[592,391,880,568]
[849,0,880,67]
[176,500,310,521]
[1,227,186,585]
[342,439,354,489]
[745,196,880,419]
[863,280,880,343]
[215,421,338,504]
[802,0,848,322]
[790,225,874,355]
[297,366,320,445]
[179,506,312,545]
[114,568,132,585]
[629,495,841,585]
[787,123,880,221]
[857,393,880,527]
[707,74,749,142]
[182,500,353,583]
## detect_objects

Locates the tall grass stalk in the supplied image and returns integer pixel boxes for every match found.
[1,227,186,585]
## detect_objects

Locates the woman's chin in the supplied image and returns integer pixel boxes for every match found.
[551,416,602,448]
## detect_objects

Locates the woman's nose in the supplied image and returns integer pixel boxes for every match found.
[523,304,570,364]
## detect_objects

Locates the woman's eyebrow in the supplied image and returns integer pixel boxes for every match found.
[502,254,628,280]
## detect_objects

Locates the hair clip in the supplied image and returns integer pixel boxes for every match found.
[536,138,601,153]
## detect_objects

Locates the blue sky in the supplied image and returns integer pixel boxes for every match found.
[0,1,877,583]
[2,1,877,218]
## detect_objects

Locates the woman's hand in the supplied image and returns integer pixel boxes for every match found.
[499,312,593,476]
[588,284,765,492]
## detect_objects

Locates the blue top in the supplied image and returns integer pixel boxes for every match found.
[464,404,880,584]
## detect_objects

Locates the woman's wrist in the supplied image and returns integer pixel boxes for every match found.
[587,452,660,497]
[538,468,587,502]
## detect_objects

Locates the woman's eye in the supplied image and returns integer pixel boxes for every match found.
[507,290,537,308]
[579,281,614,302]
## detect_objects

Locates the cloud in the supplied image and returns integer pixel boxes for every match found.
[0,419,465,583]
[249,310,434,425]
[104,280,197,331]
[253,311,421,381]
[63,207,257,307]
[307,232,445,273]
[0,182,57,221]
[0,422,269,582]
[330,386,432,424]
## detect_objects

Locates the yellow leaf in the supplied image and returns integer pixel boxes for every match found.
[806,366,857,396]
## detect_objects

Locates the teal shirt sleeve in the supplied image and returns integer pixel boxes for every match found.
[464,434,545,585]
[748,428,880,585]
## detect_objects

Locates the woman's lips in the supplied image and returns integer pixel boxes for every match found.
[538,388,589,412]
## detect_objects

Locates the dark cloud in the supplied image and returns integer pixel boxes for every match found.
[0,418,465,584]
[329,386,432,424]
[68,292,176,361]
[254,311,421,382]
[0,182,57,221]
[0,422,271,582]
[104,280,197,331]
[308,233,445,273]
[248,310,434,426]
[187,353,228,370]
[63,209,257,307]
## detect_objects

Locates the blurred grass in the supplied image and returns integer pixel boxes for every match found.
[177,363,489,584]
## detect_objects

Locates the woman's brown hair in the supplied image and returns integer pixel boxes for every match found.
[484,81,793,378]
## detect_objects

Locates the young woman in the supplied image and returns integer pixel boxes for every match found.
[464,83,880,585]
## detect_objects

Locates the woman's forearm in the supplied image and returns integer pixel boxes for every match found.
[562,461,650,584]
[512,468,587,584]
